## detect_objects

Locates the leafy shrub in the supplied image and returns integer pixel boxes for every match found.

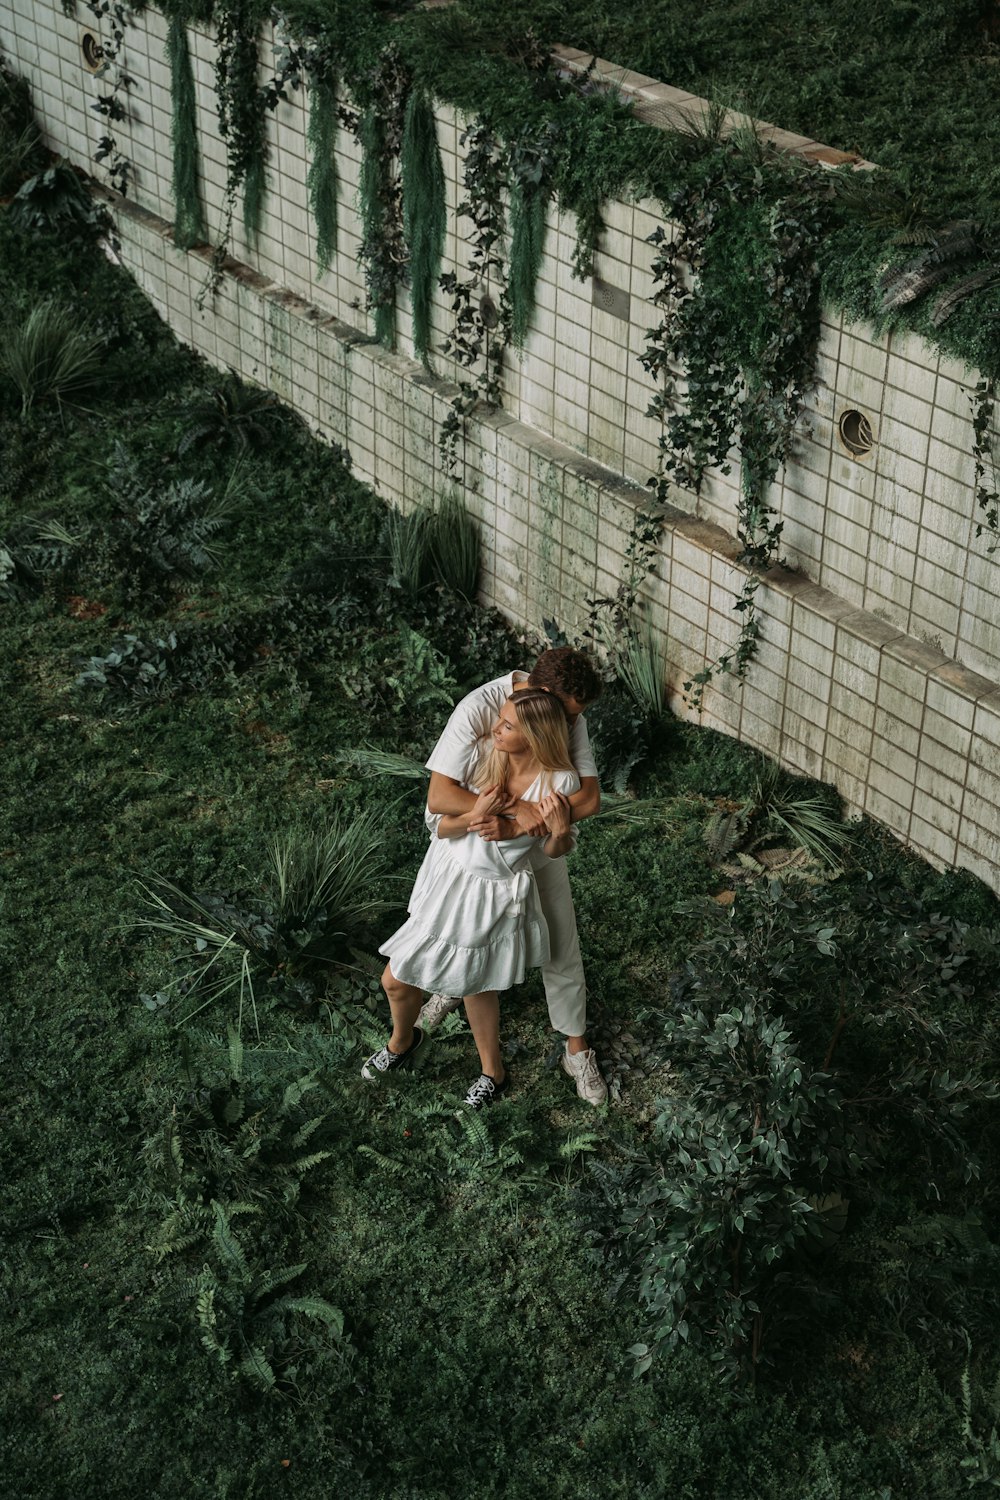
[584,679,654,792]
[7,158,101,238]
[585,874,1000,1378]
[75,630,234,707]
[0,298,106,414]
[0,63,42,195]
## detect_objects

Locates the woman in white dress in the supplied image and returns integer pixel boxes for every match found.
[363,690,579,1109]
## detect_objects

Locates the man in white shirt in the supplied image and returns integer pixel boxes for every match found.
[421,646,608,1106]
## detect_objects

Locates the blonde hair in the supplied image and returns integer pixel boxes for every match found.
[474,691,572,804]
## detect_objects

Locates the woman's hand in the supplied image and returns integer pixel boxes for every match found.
[468,784,514,842]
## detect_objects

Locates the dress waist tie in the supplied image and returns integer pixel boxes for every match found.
[508,867,533,916]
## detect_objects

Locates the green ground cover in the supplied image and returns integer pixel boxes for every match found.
[3,199,1000,1498]
[477,0,1000,227]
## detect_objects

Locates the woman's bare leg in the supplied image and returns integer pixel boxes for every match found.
[463,990,505,1082]
[381,964,425,1053]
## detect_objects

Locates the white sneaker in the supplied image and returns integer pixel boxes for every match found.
[417,993,463,1031]
[561,1045,608,1106]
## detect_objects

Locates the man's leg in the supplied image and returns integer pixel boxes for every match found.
[531,858,607,1105]
[532,856,588,1038]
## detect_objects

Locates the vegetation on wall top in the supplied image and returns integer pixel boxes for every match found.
[140,0,1000,383]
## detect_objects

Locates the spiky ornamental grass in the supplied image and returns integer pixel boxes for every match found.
[401,88,446,361]
[166,15,207,250]
[306,73,339,273]
[0,299,105,415]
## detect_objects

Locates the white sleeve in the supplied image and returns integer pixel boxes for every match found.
[551,768,581,849]
[569,715,599,780]
[424,675,511,784]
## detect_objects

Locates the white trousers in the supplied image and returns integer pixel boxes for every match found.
[530,855,588,1037]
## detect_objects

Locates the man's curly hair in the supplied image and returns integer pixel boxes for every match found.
[527,647,603,706]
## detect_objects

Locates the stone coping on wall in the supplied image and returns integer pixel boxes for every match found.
[97,184,1000,894]
[549,45,877,170]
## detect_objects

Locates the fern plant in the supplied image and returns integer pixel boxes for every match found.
[190,1202,348,1392]
[878,219,1000,326]
[701,765,850,870]
[175,374,288,455]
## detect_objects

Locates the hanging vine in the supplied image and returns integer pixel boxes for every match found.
[84,0,135,196]
[971,378,1000,553]
[215,0,267,240]
[306,71,340,273]
[438,119,512,475]
[355,46,409,348]
[641,143,826,708]
[506,122,557,348]
[166,14,206,248]
[400,87,446,362]
[195,0,268,304]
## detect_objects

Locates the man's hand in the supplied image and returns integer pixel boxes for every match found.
[509,799,548,838]
[469,811,515,842]
[538,791,571,838]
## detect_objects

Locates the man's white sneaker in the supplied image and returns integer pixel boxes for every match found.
[561,1045,608,1106]
[417,993,463,1031]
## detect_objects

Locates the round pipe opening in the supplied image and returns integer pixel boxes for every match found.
[838,408,874,458]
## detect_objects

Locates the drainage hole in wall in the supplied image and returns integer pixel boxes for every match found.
[81,31,105,72]
[839,408,874,458]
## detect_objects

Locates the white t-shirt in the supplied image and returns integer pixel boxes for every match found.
[425,670,599,786]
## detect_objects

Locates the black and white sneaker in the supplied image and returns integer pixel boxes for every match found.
[462,1072,508,1109]
[361,1027,424,1081]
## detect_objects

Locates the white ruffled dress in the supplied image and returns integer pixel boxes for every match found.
[379,768,579,996]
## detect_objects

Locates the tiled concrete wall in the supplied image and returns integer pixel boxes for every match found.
[4,2,998,890]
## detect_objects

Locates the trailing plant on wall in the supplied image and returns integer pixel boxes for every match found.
[971,379,1000,554]
[189,0,270,303]
[82,0,135,196]
[400,87,446,361]
[166,13,206,248]
[641,135,826,707]
[438,118,512,474]
[214,0,267,241]
[355,45,410,347]
[306,70,339,272]
[506,121,556,347]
